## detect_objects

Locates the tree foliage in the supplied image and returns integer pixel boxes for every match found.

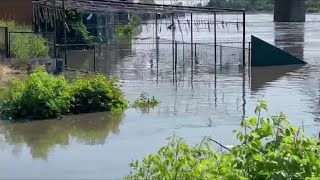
[127,100,320,180]
[207,0,320,12]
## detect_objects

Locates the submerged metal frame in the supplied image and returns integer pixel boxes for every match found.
[33,0,247,68]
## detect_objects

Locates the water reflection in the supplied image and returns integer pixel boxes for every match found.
[0,112,124,160]
[250,64,305,92]
[274,22,305,60]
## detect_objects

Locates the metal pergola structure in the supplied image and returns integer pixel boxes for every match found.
[33,0,246,67]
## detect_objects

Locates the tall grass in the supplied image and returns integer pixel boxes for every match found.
[0,20,49,60]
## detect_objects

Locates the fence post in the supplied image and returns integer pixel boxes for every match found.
[175,41,178,74]
[242,11,246,67]
[214,13,217,66]
[172,13,175,79]
[4,27,9,58]
[53,0,57,58]
[62,0,67,68]
[194,43,197,63]
[248,42,251,66]
[93,45,96,72]
[220,44,222,65]
[191,13,194,70]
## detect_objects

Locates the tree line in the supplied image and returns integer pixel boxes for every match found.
[207,0,320,12]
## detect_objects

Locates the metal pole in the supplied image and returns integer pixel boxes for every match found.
[214,13,217,66]
[53,0,57,58]
[155,14,159,83]
[191,13,194,70]
[62,0,67,68]
[175,41,178,74]
[93,45,96,72]
[194,43,197,63]
[8,32,11,58]
[248,42,251,66]
[155,13,159,62]
[4,27,9,58]
[172,13,175,78]
[242,11,246,67]
[220,44,222,65]
[45,0,48,38]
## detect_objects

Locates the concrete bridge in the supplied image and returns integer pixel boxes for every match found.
[274,0,306,22]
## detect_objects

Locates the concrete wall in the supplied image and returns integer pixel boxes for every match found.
[0,0,33,25]
[274,0,306,22]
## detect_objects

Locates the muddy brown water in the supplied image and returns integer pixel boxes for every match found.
[1,14,320,179]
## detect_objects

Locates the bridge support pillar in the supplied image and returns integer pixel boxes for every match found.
[274,0,306,22]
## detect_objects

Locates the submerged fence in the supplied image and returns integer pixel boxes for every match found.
[32,0,247,75]
[60,39,250,74]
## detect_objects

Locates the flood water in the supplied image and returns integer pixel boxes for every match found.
[1,14,320,179]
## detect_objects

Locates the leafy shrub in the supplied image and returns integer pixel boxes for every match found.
[70,75,128,114]
[132,92,160,111]
[116,15,141,37]
[116,24,134,37]
[0,68,71,120]
[127,100,320,180]
[11,33,49,60]
[0,68,128,120]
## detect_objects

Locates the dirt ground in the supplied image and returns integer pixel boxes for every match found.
[0,64,24,85]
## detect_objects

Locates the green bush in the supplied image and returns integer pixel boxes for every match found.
[0,68,71,120]
[132,92,160,111]
[115,15,141,37]
[11,33,49,60]
[127,100,320,180]
[0,68,128,120]
[116,24,134,37]
[70,75,128,114]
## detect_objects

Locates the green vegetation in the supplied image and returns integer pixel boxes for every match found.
[127,100,320,179]
[70,75,128,114]
[66,10,96,44]
[0,20,49,60]
[10,33,49,60]
[132,92,160,111]
[207,0,320,12]
[308,0,320,13]
[0,68,128,120]
[116,15,141,37]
